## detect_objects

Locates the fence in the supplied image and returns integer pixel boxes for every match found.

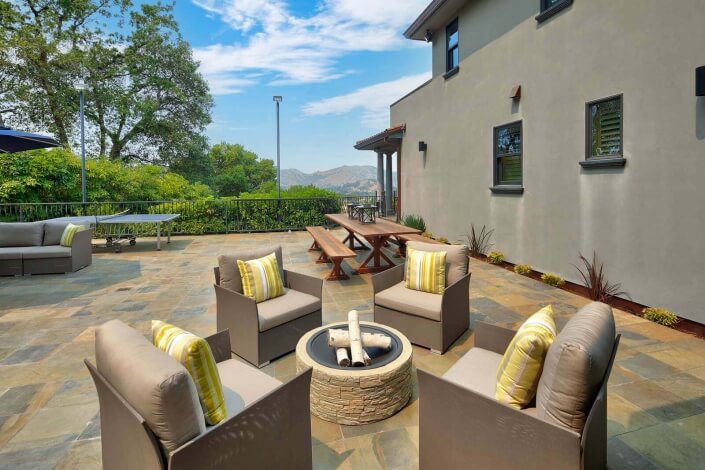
[0,193,398,235]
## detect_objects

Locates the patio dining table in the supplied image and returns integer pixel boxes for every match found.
[325,213,421,274]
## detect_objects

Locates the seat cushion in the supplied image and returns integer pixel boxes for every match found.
[0,247,24,260]
[238,252,285,303]
[43,222,69,246]
[536,302,616,433]
[407,241,468,286]
[215,359,282,419]
[95,320,206,453]
[404,247,447,294]
[257,289,321,332]
[20,246,72,259]
[496,306,556,409]
[218,245,284,294]
[443,347,504,398]
[375,281,442,321]
[152,321,227,426]
[0,222,44,247]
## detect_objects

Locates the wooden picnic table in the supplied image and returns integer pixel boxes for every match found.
[325,213,421,274]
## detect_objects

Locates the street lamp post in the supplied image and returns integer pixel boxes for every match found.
[273,95,282,200]
[76,82,87,206]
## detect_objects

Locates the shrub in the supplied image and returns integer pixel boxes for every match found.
[643,307,679,328]
[421,231,434,239]
[514,264,532,275]
[466,224,494,257]
[401,214,426,232]
[541,273,565,287]
[437,236,449,244]
[488,251,505,264]
[573,252,629,303]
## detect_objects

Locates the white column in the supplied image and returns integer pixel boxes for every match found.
[385,152,393,214]
[376,151,384,202]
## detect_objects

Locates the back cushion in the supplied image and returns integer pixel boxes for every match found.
[0,222,44,247]
[407,241,469,286]
[217,245,284,293]
[43,222,70,246]
[95,320,206,453]
[536,302,616,433]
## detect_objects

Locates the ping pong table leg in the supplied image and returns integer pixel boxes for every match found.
[167,222,172,244]
[156,223,161,250]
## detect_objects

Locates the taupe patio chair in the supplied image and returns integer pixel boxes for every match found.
[373,241,470,354]
[85,319,313,470]
[418,302,620,470]
[214,245,322,367]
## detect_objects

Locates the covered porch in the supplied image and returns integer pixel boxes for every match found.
[354,124,405,219]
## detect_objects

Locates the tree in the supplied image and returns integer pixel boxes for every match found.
[209,143,276,197]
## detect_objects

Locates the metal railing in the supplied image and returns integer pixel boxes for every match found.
[0,193,398,235]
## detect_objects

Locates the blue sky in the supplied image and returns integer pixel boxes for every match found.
[170,0,432,172]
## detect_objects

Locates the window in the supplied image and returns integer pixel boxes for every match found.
[445,19,459,75]
[492,121,523,193]
[582,95,626,168]
[536,0,573,23]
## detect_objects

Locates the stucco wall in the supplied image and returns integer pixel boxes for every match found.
[392,0,705,323]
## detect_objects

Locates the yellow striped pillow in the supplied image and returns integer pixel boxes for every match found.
[496,305,557,409]
[60,223,85,247]
[152,321,227,425]
[237,252,285,303]
[404,247,447,295]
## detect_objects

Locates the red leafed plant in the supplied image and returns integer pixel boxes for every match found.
[573,252,630,303]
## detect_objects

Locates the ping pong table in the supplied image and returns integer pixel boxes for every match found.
[47,212,180,252]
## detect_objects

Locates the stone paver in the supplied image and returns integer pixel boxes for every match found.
[0,230,704,469]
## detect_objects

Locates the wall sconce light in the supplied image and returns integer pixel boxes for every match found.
[697,66,705,97]
[510,85,522,100]
[418,141,427,152]
[424,30,433,43]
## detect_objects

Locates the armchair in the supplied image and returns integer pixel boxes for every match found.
[418,302,620,470]
[214,245,323,367]
[373,242,470,354]
[86,319,313,470]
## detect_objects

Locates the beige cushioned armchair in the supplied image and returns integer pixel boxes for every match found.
[214,245,323,367]
[418,302,620,470]
[373,241,470,354]
[86,320,313,470]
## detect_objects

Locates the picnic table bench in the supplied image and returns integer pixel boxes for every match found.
[395,233,445,257]
[306,226,357,281]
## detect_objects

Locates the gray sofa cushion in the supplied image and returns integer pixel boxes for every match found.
[218,245,284,294]
[95,320,206,453]
[375,281,443,321]
[215,358,281,420]
[0,247,24,260]
[43,222,70,246]
[257,289,320,332]
[536,302,616,433]
[0,222,45,247]
[442,347,503,398]
[21,246,72,259]
[406,241,469,286]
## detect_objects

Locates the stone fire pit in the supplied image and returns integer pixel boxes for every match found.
[296,321,413,425]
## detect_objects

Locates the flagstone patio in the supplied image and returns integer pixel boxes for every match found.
[0,230,703,469]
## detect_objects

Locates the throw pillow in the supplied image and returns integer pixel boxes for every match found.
[152,321,227,425]
[237,252,285,302]
[495,305,557,409]
[60,223,85,247]
[404,247,447,294]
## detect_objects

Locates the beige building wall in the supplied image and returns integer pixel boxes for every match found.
[392,0,705,323]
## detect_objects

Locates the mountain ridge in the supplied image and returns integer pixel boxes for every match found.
[280,165,396,195]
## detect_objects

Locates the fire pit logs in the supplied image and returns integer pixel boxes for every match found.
[328,310,392,367]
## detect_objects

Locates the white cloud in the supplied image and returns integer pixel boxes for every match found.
[302,72,431,129]
[191,0,429,93]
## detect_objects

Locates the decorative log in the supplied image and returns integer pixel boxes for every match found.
[327,329,392,350]
[348,310,365,367]
[362,349,372,366]
[336,348,350,367]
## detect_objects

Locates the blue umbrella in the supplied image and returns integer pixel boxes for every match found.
[0,126,60,153]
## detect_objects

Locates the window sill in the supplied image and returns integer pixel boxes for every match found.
[443,67,459,80]
[579,157,626,169]
[535,0,573,23]
[490,185,524,195]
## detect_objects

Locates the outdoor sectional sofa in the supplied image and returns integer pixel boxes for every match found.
[0,221,92,275]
